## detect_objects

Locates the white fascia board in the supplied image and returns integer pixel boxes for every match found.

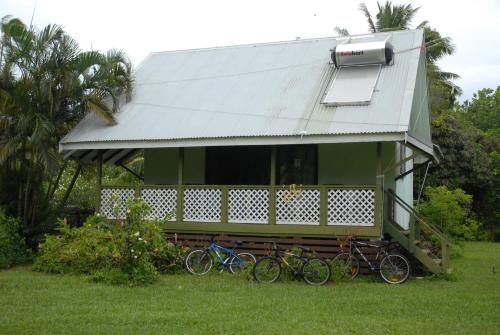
[405,133,435,159]
[60,132,406,151]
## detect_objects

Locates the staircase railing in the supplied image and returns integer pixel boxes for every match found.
[385,189,451,271]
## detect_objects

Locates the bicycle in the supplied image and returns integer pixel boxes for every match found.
[184,235,256,275]
[330,237,410,284]
[252,242,330,285]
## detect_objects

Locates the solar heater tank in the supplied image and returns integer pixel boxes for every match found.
[331,40,393,68]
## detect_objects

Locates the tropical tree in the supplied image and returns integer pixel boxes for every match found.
[0,16,133,243]
[359,2,419,32]
[336,2,460,113]
[428,107,500,239]
[461,87,500,134]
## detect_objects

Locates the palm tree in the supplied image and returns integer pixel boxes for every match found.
[359,2,420,32]
[353,2,461,108]
[0,16,133,240]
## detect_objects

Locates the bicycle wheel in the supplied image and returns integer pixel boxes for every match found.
[330,253,359,280]
[252,256,281,283]
[184,249,213,275]
[379,253,410,284]
[229,252,257,274]
[302,258,331,286]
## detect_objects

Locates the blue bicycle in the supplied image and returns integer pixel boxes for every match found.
[184,236,256,275]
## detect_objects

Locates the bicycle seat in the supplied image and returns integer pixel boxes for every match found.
[298,246,311,252]
[234,240,243,246]
[265,241,280,250]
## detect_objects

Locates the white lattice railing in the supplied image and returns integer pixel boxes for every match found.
[228,188,269,224]
[328,188,375,226]
[100,187,136,219]
[100,185,376,227]
[141,187,177,221]
[276,188,320,225]
[183,188,222,223]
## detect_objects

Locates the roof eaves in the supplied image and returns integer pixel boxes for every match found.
[60,131,406,152]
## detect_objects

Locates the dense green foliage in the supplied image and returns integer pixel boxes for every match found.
[33,199,187,285]
[418,186,480,240]
[1,242,498,334]
[0,16,133,245]
[52,160,143,211]
[0,209,31,269]
[462,87,500,134]
[427,90,500,239]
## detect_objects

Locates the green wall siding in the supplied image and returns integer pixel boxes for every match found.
[144,147,206,185]
[145,143,398,189]
[184,147,206,184]
[144,148,179,184]
[318,143,395,186]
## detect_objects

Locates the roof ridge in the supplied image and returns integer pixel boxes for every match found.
[146,29,419,56]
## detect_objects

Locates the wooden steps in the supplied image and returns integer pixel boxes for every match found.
[383,190,452,275]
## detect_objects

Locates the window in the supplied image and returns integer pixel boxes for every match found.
[206,146,270,185]
[277,145,317,185]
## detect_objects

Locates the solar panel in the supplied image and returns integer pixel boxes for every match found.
[322,65,381,106]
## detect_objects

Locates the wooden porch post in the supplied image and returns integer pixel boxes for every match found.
[96,152,103,213]
[269,146,277,225]
[375,142,383,237]
[176,148,184,224]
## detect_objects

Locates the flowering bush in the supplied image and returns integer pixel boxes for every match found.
[33,198,188,285]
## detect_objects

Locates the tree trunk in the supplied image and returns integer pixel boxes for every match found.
[46,159,68,201]
[59,164,82,210]
[23,168,32,227]
[17,180,23,219]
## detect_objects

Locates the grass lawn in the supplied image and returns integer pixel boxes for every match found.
[1,242,499,335]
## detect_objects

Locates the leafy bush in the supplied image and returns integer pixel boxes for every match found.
[0,209,31,269]
[34,198,187,285]
[417,186,480,241]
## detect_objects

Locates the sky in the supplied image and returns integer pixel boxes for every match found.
[1,0,499,101]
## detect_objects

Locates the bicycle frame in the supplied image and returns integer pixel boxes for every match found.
[209,242,239,268]
[269,244,308,275]
[278,251,303,273]
[348,241,388,272]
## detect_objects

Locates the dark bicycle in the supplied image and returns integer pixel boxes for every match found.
[330,237,410,284]
[252,242,330,285]
[184,235,256,275]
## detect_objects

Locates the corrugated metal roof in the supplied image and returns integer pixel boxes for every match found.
[60,30,428,151]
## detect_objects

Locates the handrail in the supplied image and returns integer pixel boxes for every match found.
[100,184,379,230]
[101,184,376,190]
[386,189,450,244]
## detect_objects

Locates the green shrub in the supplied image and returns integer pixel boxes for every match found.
[152,241,190,274]
[0,209,31,269]
[89,268,130,285]
[33,216,120,274]
[34,198,187,285]
[417,186,480,241]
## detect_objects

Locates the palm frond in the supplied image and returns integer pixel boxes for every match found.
[71,51,106,73]
[374,1,420,31]
[416,20,429,29]
[359,3,377,33]
[85,92,115,124]
[0,139,18,163]
[334,26,350,37]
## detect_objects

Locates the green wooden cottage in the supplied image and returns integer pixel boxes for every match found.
[60,29,451,273]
